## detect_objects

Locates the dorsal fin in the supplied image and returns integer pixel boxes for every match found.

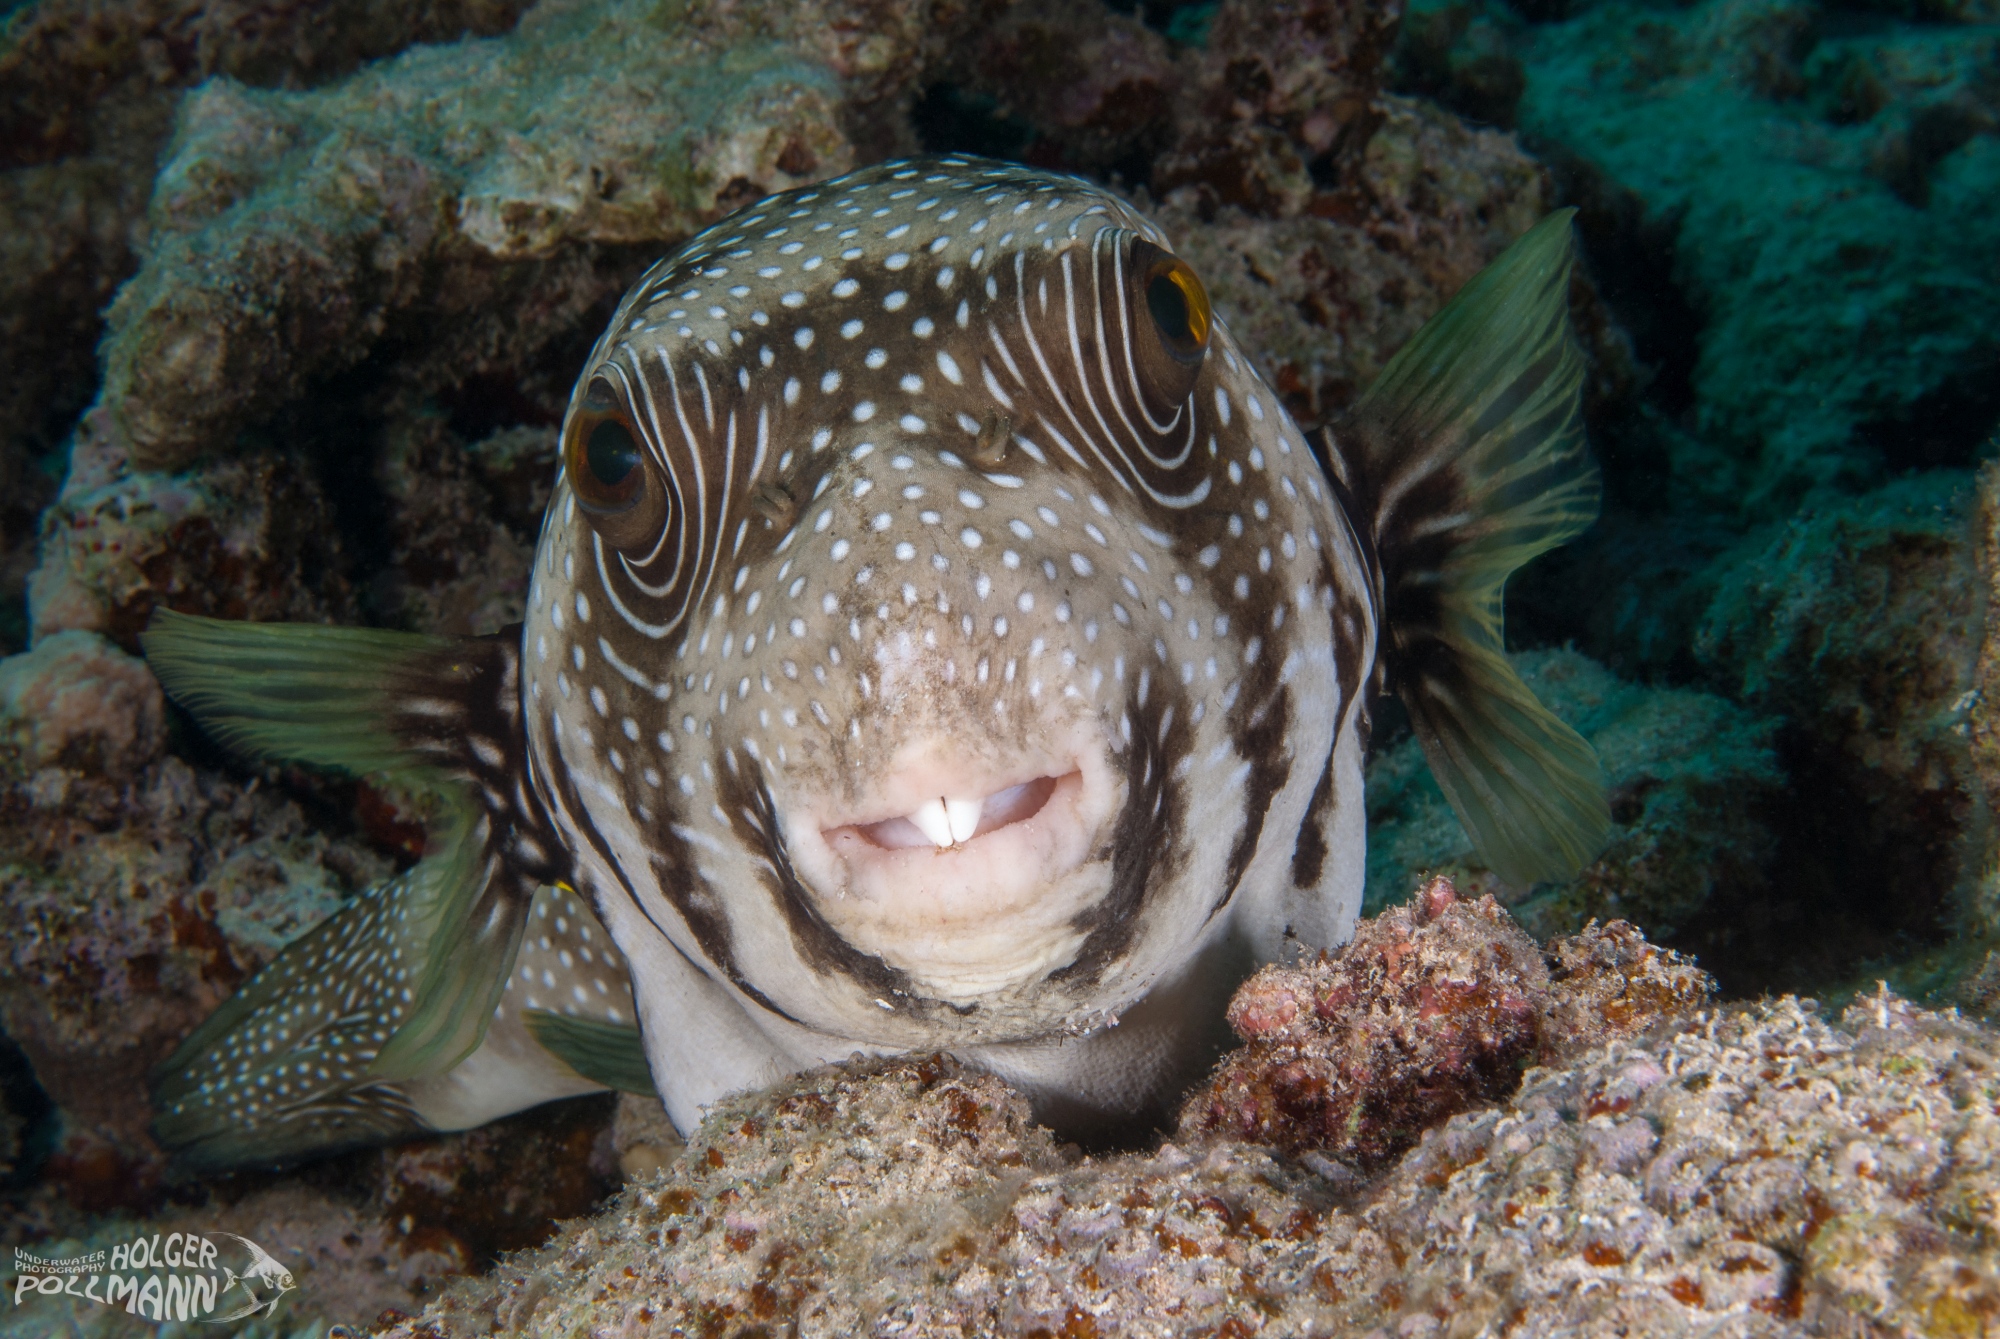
[1327,211,1610,887]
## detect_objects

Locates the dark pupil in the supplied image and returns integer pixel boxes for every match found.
[586,419,640,488]
[1147,272,1192,345]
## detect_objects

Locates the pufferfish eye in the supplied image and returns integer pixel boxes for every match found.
[1127,239,1213,414]
[1143,251,1211,362]
[563,378,668,550]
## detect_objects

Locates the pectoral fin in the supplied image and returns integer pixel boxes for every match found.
[144,612,570,1170]
[1332,211,1610,887]
[523,1011,653,1095]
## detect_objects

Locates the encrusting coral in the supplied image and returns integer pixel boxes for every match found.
[374,884,2000,1338]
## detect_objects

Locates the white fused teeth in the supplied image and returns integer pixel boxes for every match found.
[944,796,982,844]
[908,796,985,848]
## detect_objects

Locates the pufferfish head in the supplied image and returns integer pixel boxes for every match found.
[521,157,1357,1050]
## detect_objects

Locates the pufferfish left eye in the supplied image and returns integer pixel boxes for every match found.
[1127,239,1213,414]
[1143,250,1211,363]
[563,377,668,551]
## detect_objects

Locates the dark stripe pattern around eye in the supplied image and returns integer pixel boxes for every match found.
[567,159,1236,648]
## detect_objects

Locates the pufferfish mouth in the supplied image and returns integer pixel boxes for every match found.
[833,774,1066,850]
[780,732,1123,997]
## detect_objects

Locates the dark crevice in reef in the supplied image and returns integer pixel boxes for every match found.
[1505,501,1740,682]
[1673,731,1961,1000]
[1545,155,1706,429]
[1862,361,2000,476]
[912,84,1040,163]
[0,1028,56,1192]
[248,363,396,621]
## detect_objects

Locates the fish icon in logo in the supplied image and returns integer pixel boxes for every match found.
[205,1234,295,1322]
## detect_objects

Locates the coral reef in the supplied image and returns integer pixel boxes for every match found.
[1398,0,2000,511]
[0,631,164,778]
[1191,879,1551,1168]
[2,0,1995,1322]
[14,0,997,658]
[24,409,358,648]
[0,0,539,655]
[1159,94,1575,432]
[1696,472,1984,920]
[379,896,2000,1338]
[83,0,966,476]
[1155,0,1405,217]
[0,749,392,1203]
[926,0,1177,176]
[0,1093,619,1337]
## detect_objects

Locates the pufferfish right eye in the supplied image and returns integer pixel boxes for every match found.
[563,378,668,550]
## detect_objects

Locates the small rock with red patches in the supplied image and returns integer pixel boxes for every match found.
[1182,877,1714,1168]
[1181,878,1554,1168]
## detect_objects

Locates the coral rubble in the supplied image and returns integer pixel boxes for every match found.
[1185,879,1711,1169]
[1186,879,1558,1168]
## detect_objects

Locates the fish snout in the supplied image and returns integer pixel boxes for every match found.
[778,728,1125,1000]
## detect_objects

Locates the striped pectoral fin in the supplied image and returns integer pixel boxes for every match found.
[1337,209,1610,887]
[366,808,533,1084]
[143,610,582,1165]
[400,882,648,1127]
[141,610,459,777]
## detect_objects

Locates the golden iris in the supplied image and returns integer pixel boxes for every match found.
[1144,254,1212,363]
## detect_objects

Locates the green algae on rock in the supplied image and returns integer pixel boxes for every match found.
[1695,469,1992,1002]
[1397,0,2000,512]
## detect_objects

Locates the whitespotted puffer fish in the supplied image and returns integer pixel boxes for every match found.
[143,156,1607,1171]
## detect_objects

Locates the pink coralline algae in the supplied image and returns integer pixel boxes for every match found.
[1182,876,1712,1168]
